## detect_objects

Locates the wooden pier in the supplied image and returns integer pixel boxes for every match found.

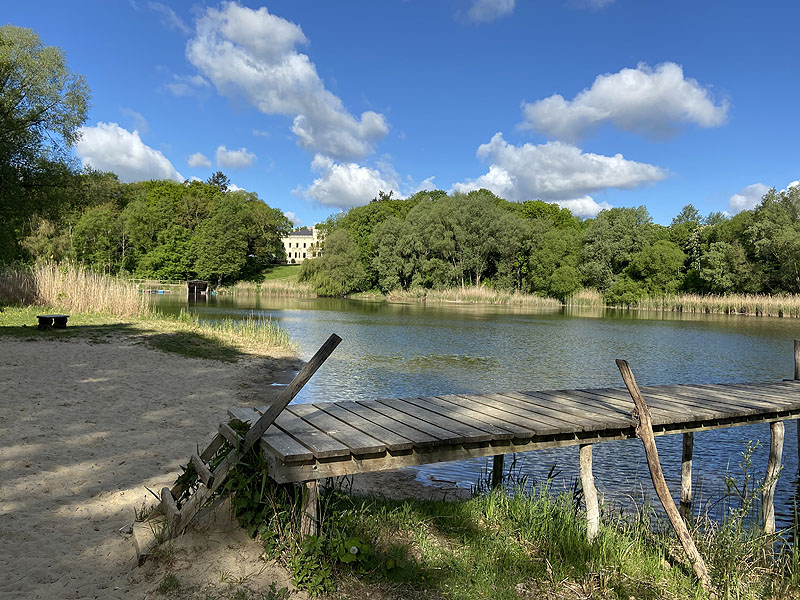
[152,335,800,587]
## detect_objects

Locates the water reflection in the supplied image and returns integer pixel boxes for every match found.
[160,294,800,528]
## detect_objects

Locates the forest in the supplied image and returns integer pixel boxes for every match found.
[299,185,800,303]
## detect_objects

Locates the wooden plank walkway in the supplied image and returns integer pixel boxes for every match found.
[228,379,800,484]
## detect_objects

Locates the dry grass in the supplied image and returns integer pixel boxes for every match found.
[565,288,604,307]
[0,262,148,317]
[224,279,315,297]
[387,286,562,308]
[633,293,800,317]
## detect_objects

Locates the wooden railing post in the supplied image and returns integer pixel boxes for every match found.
[680,432,693,519]
[616,359,712,593]
[579,443,599,542]
[763,421,785,535]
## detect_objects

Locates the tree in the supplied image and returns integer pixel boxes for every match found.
[301,229,367,296]
[206,171,230,192]
[0,25,90,262]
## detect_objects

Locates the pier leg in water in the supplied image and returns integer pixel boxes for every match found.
[579,444,599,542]
[794,339,800,473]
[680,432,693,520]
[616,359,712,594]
[762,421,785,535]
[301,480,319,539]
[492,454,504,490]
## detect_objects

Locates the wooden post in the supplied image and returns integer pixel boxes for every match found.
[762,420,785,535]
[491,454,504,490]
[794,340,800,474]
[579,444,599,542]
[680,432,693,519]
[300,480,319,539]
[616,359,712,593]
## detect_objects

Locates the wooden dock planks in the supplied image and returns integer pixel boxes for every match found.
[222,380,800,482]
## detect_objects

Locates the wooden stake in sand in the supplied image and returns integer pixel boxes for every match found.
[579,443,600,542]
[616,359,712,594]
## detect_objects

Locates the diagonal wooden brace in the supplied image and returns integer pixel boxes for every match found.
[159,333,342,539]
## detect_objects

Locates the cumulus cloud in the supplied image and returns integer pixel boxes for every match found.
[187,2,388,160]
[297,154,401,209]
[76,122,183,182]
[521,62,729,142]
[466,0,515,22]
[227,183,246,192]
[727,183,770,214]
[187,152,211,168]
[216,145,256,169]
[450,132,666,218]
[284,211,300,225]
[121,108,148,134]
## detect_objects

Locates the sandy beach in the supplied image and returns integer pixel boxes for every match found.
[0,334,307,599]
[0,334,467,599]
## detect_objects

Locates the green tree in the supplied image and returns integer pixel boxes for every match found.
[194,194,251,285]
[0,25,90,262]
[625,239,686,295]
[301,229,367,296]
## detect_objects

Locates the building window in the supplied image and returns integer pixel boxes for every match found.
[303,243,307,248]
[303,253,306,258]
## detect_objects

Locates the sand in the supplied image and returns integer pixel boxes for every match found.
[0,335,467,600]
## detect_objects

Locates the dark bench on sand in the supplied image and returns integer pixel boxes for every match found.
[37,314,69,330]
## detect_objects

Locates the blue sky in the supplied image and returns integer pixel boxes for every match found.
[7,1,799,226]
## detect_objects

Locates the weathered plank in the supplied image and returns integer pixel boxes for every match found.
[315,402,415,452]
[398,396,517,440]
[362,400,466,443]
[447,394,565,436]
[286,403,386,455]
[496,391,615,431]
[476,392,584,432]
[375,397,493,443]
[229,406,314,463]
[518,390,632,426]
[271,412,351,459]
[435,394,539,437]
[342,401,441,447]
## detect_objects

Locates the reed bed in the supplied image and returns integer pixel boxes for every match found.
[0,262,148,317]
[387,285,562,308]
[223,279,315,297]
[633,293,800,317]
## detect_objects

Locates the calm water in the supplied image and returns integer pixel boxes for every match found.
[155,294,800,528]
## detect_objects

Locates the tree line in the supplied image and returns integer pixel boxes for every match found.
[300,185,800,302]
[0,25,290,284]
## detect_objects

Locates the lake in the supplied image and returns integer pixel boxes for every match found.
[154,293,800,529]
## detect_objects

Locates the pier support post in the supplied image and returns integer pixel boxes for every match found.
[762,421,785,535]
[794,340,800,473]
[300,480,319,539]
[579,444,599,542]
[680,432,693,519]
[491,454,504,490]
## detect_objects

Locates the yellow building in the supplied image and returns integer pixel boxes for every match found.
[282,227,321,263]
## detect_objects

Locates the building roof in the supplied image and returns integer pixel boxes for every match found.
[287,228,314,237]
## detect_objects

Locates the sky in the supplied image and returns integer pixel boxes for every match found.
[6,1,799,226]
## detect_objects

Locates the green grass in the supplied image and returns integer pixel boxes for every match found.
[0,305,294,362]
[260,265,301,282]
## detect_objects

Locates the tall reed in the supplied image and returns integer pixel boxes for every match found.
[223,279,315,297]
[0,262,148,317]
[387,285,562,308]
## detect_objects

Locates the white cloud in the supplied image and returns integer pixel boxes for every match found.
[415,176,438,192]
[467,0,515,22]
[187,2,388,160]
[251,129,270,137]
[555,196,612,218]
[227,183,245,192]
[297,154,401,209]
[284,211,300,225]
[187,152,211,168]
[76,122,183,183]
[165,73,209,97]
[521,62,729,142]
[147,2,190,34]
[216,145,256,169]
[451,132,666,218]
[189,175,203,182]
[727,183,770,214]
